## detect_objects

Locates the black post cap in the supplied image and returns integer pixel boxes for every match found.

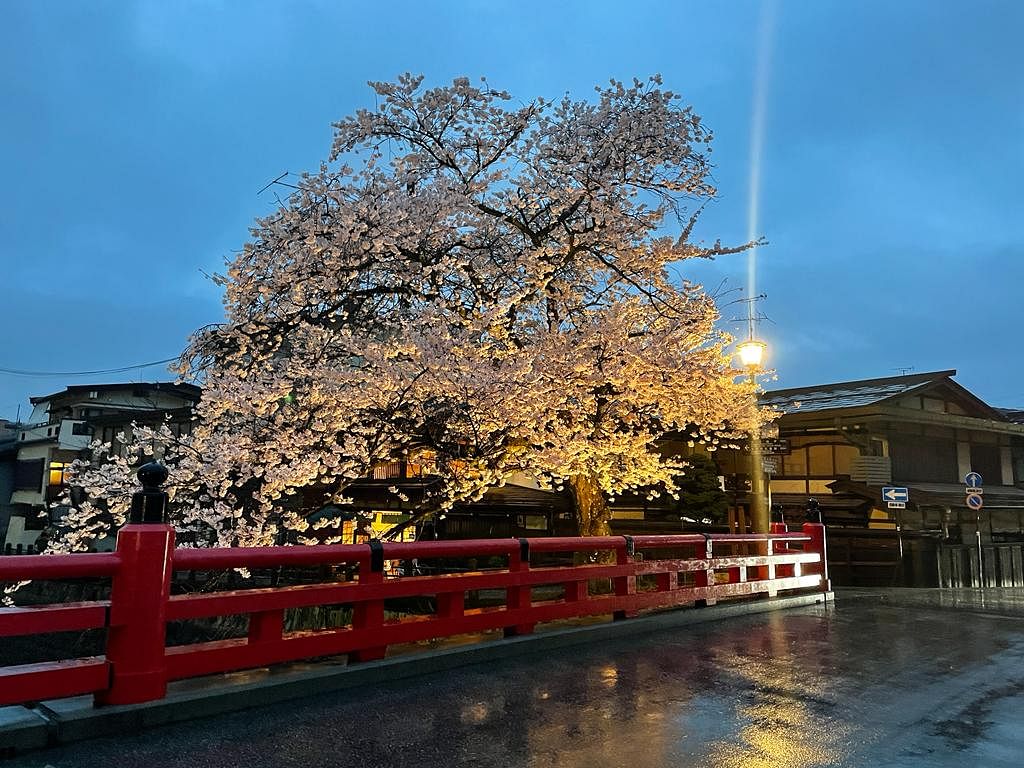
[137,461,169,490]
[130,461,169,524]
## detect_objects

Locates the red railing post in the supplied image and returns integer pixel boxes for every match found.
[764,537,778,597]
[564,578,588,602]
[97,462,175,706]
[97,524,175,705]
[436,592,464,618]
[770,523,794,579]
[613,537,637,621]
[248,610,284,643]
[802,522,831,592]
[349,541,386,663]
[695,536,716,607]
[505,539,534,637]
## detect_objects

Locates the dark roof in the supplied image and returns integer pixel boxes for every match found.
[997,408,1024,424]
[30,381,201,405]
[758,369,1007,420]
[761,370,955,413]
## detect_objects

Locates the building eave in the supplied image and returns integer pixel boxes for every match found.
[774,404,1024,437]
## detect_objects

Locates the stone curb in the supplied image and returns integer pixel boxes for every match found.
[2,591,831,754]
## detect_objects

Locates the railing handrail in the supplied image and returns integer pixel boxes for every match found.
[526,535,625,553]
[173,543,367,571]
[0,552,121,581]
[705,533,810,543]
[369,539,522,559]
[0,532,817,582]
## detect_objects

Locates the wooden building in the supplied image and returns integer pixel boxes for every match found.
[713,370,1024,585]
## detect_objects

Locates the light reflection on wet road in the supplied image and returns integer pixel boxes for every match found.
[9,589,1024,767]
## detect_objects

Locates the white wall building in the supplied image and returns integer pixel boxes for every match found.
[4,382,200,552]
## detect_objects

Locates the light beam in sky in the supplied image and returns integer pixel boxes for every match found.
[746,0,777,312]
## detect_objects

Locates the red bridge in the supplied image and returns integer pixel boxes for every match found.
[0,522,828,710]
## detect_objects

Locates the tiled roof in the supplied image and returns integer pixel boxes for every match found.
[29,381,200,405]
[997,408,1024,424]
[761,370,956,414]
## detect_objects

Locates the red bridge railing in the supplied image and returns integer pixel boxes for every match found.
[0,522,828,708]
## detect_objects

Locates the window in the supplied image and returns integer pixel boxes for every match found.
[88,391,98,399]
[14,459,45,491]
[71,422,94,436]
[48,462,67,486]
[890,436,956,482]
[808,445,834,475]
[782,448,807,476]
[834,445,860,476]
[969,445,1001,485]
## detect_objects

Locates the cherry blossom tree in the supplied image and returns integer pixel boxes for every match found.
[49,74,764,552]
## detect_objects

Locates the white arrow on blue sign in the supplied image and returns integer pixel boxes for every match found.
[966,493,984,510]
[882,486,909,503]
[965,472,983,488]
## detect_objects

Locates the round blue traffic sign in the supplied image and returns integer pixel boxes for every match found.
[966,493,984,510]
[965,472,983,488]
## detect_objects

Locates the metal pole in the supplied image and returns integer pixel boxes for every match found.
[976,512,984,587]
[748,372,769,533]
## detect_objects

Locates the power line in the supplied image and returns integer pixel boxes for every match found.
[0,357,179,378]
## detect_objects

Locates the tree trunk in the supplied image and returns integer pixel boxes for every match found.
[568,474,612,538]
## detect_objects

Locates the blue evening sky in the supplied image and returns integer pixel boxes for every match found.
[1,0,1022,420]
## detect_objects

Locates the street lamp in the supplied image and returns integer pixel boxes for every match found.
[737,339,766,368]
[738,338,769,533]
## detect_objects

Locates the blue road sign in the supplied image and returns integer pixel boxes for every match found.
[965,472,983,488]
[882,486,909,503]
[966,493,984,510]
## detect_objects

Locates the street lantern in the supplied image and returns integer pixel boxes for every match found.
[737,339,767,368]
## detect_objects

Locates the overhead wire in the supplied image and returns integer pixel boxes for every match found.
[0,357,179,378]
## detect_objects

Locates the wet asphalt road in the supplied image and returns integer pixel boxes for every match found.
[9,589,1024,768]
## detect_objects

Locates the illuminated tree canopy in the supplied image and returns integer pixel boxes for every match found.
[51,74,763,551]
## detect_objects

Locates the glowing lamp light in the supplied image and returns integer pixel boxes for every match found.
[737,339,767,368]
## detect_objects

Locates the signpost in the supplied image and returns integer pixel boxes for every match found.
[882,486,909,509]
[761,438,790,455]
[881,487,908,562]
[964,472,984,585]
[964,472,984,510]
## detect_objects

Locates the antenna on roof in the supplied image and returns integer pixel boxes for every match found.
[730,293,772,335]
[894,366,915,376]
